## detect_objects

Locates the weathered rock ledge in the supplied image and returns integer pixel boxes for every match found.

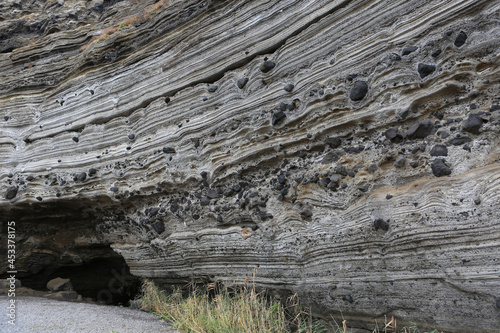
[1,0,499,331]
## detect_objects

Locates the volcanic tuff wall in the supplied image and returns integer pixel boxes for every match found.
[1,0,500,331]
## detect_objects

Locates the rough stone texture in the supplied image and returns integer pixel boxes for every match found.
[47,277,73,292]
[0,0,499,332]
[44,290,81,301]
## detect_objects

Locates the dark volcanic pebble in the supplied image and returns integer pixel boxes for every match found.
[418,63,436,78]
[430,145,448,156]
[431,49,442,58]
[223,188,234,197]
[72,137,79,143]
[450,136,472,146]
[272,110,286,126]
[386,194,393,200]
[151,221,165,234]
[410,161,419,168]
[334,164,347,176]
[385,128,404,142]
[163,147,176,154]
[324,137,342,148]
[237,78,249,89]
[206,189,219,199]
[462,114,483,134]
[128,133,135,140]
[200,197,211,206]
[373,218,389,231]
[259,211,273,220]
[88,168,97,176]
[367,163,378,174]
[438,131,450,139]
[149,208,160,216]
[431,158,452,177]
[301,208,313,219]
[284,83,295,92]
[343,295,354,303]
[393,155,406,168]
[454,31,467,47]
[74,172,87,182]
[207,85,218,93]
[260,61,276,73]
[358,185,369,192]
[349,81,369,101]
[402,46,418,56]
[4,186,18,200]
[406,120,433,139]
[164,97,170,104]
[36,196,43,201]
[110,187,118,192]
[398,110,409,120]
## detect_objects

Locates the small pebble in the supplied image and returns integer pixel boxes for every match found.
[284,83,295,92]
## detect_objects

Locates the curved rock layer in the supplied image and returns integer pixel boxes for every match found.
[1,0,500,331]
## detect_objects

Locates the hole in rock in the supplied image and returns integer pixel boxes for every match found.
[19,255,141,305]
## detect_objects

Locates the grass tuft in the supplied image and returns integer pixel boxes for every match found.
[139,278,444,333]
[140,278,327,333]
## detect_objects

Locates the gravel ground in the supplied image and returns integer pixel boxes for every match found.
[0,296,179,333]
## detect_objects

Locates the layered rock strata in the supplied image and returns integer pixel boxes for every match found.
[1,0,499,331]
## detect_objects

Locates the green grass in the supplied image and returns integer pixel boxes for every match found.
[140,279,328,333]
[139,279,444,333]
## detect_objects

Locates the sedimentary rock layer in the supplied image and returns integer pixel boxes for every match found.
[1,0,499,331]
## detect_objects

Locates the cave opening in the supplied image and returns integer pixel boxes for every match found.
[17,255,141,306]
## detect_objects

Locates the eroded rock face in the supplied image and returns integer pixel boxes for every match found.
[1,0,499,331]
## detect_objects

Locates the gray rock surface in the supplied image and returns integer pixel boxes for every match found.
[0,0,499,332]
[46,278,73,292]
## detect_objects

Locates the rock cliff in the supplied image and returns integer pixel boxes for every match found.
[1,0,499,331]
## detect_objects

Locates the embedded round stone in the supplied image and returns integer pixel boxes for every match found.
[4,186,18,200]
[349,81,368,101]
[260,61,276,73]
